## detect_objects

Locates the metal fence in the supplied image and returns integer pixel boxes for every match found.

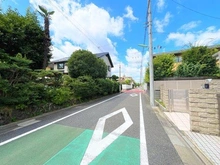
[168,89,189,113]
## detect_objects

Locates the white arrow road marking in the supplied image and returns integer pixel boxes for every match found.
[130,93,138,97]
[80,108,133,165]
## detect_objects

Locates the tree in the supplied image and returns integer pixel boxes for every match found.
[124,79,131,85]
[0,8,45,69]
[38,5,54,69]
[111,75,118,81]
[153,54,174,80]
[175,62,205,77]
[144,67,150,83]
[68,50,107,79]
[178,46,218,76]
[0,52,33,109]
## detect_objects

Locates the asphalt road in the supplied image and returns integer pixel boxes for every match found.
[0,89,183,165]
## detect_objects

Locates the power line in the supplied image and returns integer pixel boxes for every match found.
[139,0,149,85]
[170,0,220,20]
[48,0,104,52]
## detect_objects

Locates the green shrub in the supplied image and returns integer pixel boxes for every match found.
[47,87,72,105]
[96,78,116,95]
[112,81,120,93]
[70,76,98,101]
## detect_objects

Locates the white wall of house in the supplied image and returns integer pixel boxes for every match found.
[122,84,132,90]
[100,56,112,77]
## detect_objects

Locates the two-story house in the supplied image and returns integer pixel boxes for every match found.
[49,52,114,78]
[153,45,220,64]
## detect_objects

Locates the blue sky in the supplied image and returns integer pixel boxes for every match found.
[1,0,220,82]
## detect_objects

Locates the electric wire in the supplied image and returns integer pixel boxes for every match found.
[139,0,149,84]
[170,0,220,20]
[48,0,104,52]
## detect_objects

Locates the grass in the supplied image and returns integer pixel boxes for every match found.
[156,99,166,108]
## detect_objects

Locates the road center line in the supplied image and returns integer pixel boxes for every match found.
[139,93,149,165]
[0,94,122,146]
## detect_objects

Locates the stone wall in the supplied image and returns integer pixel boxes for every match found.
[189,89,220,136]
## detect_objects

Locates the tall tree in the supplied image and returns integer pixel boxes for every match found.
[68,50,107,79]
[0,8,45,69]
[38,5,54,69]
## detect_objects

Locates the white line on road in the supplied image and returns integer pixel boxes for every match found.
[17,119,40,127]
[139,93,149,165]
[0,94,122,146]
[80,108,133,165]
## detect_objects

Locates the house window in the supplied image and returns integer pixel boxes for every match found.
[107,66,111,72]
[175,56,182,62]
[57,62,65,69]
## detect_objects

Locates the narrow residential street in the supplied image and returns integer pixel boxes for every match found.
[0,89,205,165]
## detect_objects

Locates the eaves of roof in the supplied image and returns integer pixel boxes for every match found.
[95,52,114,68]
[50,52,114,68]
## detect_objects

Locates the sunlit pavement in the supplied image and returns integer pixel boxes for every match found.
[122,88,146,93]
[165,112,220,165]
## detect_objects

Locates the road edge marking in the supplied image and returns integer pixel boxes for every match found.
[0,94,122,146]
[139,93,149,165]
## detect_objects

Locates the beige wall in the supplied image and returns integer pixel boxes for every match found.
[155,79,210,90]
[155,79,220,90]
[189,89,220,136]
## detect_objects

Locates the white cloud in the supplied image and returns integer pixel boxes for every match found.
[111,48,149,83]
[157,0,165,12]
[51,41,82,61]
[154,12,172,33]
[179,21,201,31]
[123,6,138,21]
[166,26,220,47]
[29,0,124,62]
[166,32,195,47]
[125,48,142,67]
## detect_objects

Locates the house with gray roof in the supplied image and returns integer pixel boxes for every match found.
[49,52,114,77]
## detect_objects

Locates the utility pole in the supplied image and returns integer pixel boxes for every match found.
[148,0,155,106]
[119,63,121,93]
[140,55,143,86]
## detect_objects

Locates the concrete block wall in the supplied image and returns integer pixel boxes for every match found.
[210,79,220,90]
[189,89,220,136]
[160,85,169,110]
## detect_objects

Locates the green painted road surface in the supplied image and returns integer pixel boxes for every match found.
[0,124,139,165]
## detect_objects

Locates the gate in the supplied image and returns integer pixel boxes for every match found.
[168,89,189,113]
